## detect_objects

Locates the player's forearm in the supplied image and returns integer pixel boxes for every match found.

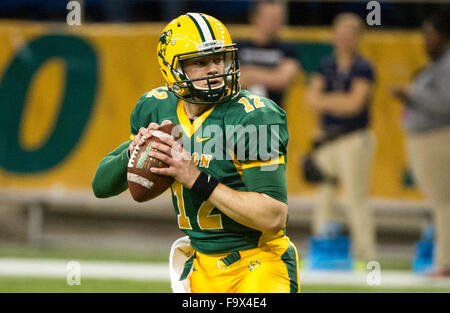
[208,183,288,234]
[92,141,130,198]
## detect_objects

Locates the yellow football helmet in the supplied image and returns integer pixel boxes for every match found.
[157,13,240,105]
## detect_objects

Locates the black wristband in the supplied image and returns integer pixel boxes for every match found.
[191,171,219,202]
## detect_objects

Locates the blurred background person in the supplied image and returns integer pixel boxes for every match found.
[238,0,300,108]
[391,8,450,277]
[305,13,377,265]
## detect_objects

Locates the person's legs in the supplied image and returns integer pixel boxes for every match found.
[312,141,339,235]
[408,127,450,271]
[337,130,376,261]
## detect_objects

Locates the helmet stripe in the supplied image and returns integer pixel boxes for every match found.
[199,14,216,41]
[186,13,213,42]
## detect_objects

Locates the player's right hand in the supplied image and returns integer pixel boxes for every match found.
[128,120,173,155]
[128,122,159,154]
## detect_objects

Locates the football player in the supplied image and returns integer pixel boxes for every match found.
[92,13,300,293]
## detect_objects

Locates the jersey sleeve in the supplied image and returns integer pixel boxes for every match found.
[228,95,289,203]
[230,96,288,163]
[130,89,166,135]
[92,140,130,198]
[130,95,144,135]
[242,164,288,204]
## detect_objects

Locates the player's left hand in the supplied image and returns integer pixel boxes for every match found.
[149,136,200,189]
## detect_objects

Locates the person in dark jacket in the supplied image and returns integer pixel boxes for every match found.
[305,13,377,265]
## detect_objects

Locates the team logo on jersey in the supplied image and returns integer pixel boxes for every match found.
[195,135,211,143]
[248,260,261,272]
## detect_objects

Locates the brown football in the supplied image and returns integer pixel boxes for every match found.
[127,123,181,202]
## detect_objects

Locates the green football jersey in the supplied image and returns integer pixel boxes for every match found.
[93,87,289,254]
[130,87,289,254]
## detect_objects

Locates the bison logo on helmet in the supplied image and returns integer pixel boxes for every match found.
[159,29,173,57]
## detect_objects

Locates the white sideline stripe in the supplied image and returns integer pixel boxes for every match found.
[299,270,450,288]
[1,258,450,288]
[0,258,169,281]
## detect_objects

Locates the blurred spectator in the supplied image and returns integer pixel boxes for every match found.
[237,0,300,108]
[305,13,377,264]
[392,8,450,277]
[102,0,133,22]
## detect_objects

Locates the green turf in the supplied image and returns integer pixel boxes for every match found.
[0,277,172,293]
[375,259,413,272]
[299,258,412,272]
[0,244,169,263]
[1,277,449,293]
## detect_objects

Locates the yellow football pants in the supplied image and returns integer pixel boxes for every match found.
[189,236,300,293]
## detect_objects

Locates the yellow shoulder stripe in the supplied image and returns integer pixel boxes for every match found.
[241,155,285,170]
